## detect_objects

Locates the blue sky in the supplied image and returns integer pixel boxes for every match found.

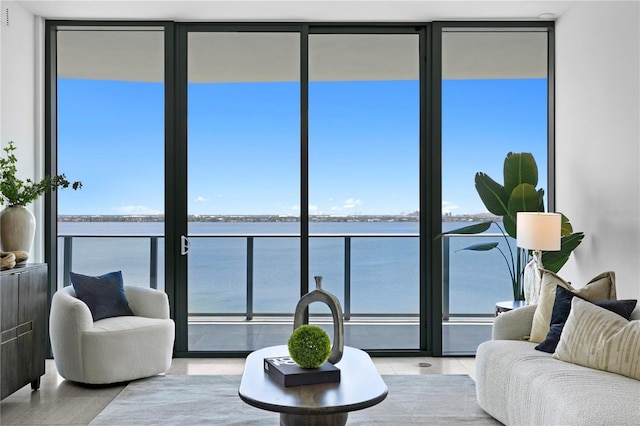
[57,77,546,216]
[442,78,548,214]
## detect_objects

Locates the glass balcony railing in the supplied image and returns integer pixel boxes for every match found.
[57,232,514,320]
[443,232,517,319]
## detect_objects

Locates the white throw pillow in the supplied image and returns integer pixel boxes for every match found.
[553,297,640,381]
[529,270,616,343]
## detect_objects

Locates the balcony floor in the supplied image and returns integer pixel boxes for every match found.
[188,319,492,355]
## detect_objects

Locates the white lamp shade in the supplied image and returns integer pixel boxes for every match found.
[517,212,562,251]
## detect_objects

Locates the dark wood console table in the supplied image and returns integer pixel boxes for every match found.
[1,263,47,400]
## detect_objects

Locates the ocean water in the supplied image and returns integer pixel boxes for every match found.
[57,221,515,315]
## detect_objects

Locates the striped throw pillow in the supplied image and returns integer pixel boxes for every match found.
[553,297,640,381]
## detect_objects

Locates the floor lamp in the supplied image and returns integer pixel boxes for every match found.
[517,212,561,304]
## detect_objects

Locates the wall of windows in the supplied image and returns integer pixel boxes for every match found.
[46,21,553,356]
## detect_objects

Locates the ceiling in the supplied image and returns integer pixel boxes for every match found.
[19,0,572,22]
[24,1,564,82]
[56,29,549,82]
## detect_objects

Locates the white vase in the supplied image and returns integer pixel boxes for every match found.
[0,205,36,260]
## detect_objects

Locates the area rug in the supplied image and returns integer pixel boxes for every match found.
[90,374,499,425]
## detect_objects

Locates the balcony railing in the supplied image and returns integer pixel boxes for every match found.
[58,232,512,320]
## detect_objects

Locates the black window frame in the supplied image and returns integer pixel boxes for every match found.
[44,20,554,358]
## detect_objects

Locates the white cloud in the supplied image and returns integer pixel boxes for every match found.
[343,198,362,209]
[442,201,460,214]
[112,205,162,215]
[196,196,208,202]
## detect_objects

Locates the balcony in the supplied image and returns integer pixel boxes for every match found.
[57,231,510,354]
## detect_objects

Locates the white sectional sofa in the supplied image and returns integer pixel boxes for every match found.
[476,304,640,426]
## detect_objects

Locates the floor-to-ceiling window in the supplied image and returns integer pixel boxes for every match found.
[308,32,421,350]
[439,26,551,354]
[54,26,166,292]
[178,26,422,353]
[185,30,302,351]
[47,21,553,356]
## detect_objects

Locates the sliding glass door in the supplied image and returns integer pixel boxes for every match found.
[183,28,421,353]
[308,33,421,350]
[185,30,301,351]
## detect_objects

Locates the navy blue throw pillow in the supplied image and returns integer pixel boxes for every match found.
[70,271,134,321]
[535,286,637,353]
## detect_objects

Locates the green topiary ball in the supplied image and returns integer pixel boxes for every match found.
[288,325,331,368]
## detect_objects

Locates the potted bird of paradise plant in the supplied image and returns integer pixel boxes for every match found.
[441,152,584,301]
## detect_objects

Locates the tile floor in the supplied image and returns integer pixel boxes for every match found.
[0,356,476,425]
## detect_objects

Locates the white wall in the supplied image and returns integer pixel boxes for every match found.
[1,0,35,178]
[0,1,42,261]
[555,1,640,299]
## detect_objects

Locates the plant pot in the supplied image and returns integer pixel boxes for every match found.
[0,205,35,263]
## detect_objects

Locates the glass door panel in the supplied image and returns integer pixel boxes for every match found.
[187,32,300,351]
[441,29,549,354]
[308,33,420,350]
[56,27,165,291]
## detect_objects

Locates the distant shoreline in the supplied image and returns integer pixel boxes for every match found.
[58,214,499,223]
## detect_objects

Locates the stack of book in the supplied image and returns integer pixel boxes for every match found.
[264,356,341,387]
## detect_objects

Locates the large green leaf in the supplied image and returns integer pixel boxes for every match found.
[474,173,509,216]
[507,183,542,219]
[537,189,545,212]
[455,242,499,252]
[559,213,574,237]
[503,215,516,239]
[504,152,538,196]
[541,232,585,272]
[501,183,541,238]
[439,221,491,237]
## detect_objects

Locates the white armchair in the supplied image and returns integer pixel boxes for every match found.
[50,285,175,384]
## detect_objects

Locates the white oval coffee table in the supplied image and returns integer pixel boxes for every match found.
[239,345,388,426]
